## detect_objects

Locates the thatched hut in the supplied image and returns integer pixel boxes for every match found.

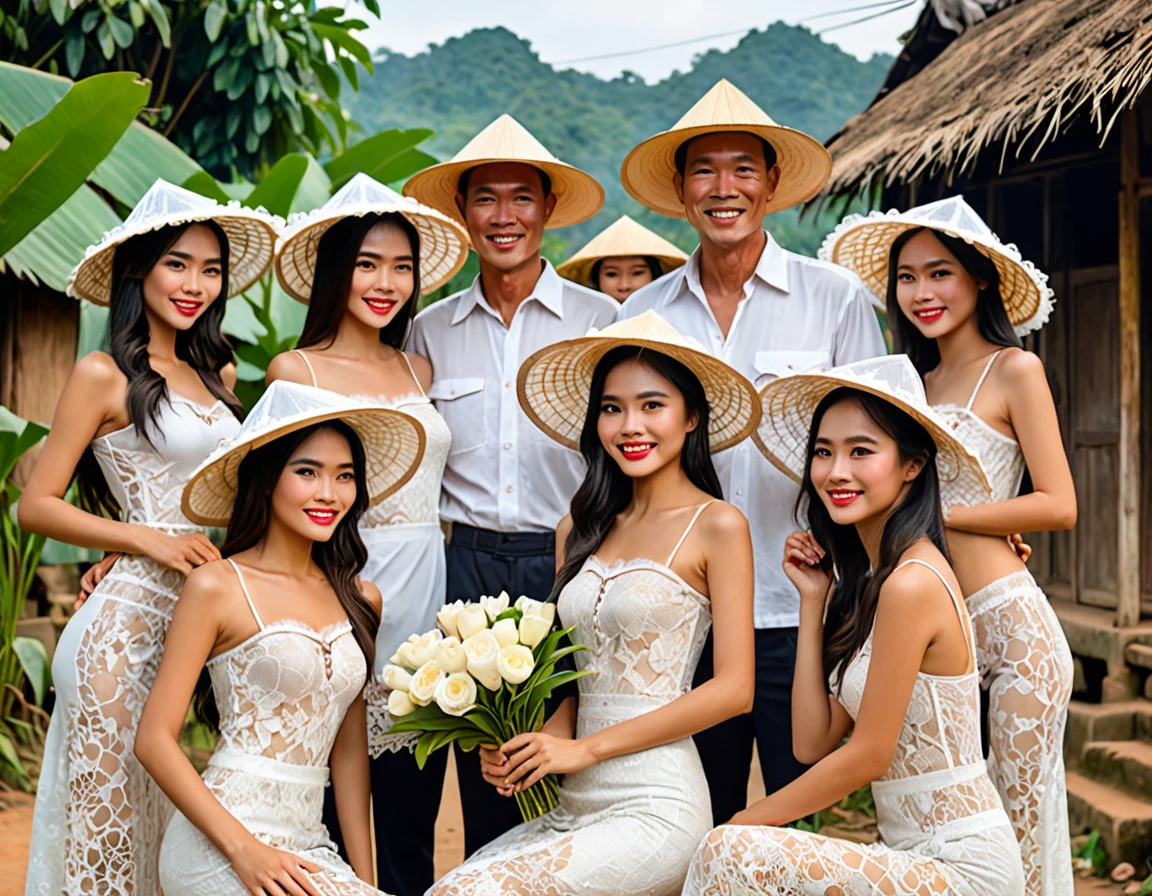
[821,0,1152,860]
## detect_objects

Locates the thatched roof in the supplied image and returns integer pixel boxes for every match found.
[824,0,1152,197]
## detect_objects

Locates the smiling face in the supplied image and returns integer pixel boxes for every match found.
[597,256,655,302]
[343,220,416,330]
[141,223,224,330]
[809,398,925,527]
[456,162,556,273]
[270,427,358,542]
[674,132,780,250]
[895,229,986,339]
[597,357,698,479]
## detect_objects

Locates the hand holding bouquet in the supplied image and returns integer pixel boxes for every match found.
[385,592,588,821]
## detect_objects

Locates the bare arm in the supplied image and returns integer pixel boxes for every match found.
[221,362,237,391]
[946,350,1077,535]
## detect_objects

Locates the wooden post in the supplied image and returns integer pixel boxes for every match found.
[1117,108,1142,627]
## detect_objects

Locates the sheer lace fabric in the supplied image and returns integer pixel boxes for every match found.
[158,562,386,895]
[683,560,1023,896]
[430,518,716,896]
[26,396,240,896]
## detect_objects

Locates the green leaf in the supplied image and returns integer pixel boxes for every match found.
[0,407,48,484]
[96,19,114,59]
[213,56,240,93]
[323,127,433,190]
[0,71,148,258]
[245,12,259,47]
[81,9,101,33]
[48,0,68,26]
[360,0,381,15]
[226,63,253,101]
[255,71,272,104]
[107,15,134,49]
[12,636,50,706]
[140,0,170,46]
[243,152,307,216]
[64,29,85,78]
[336,54,357,92]
[207,39,229,68]
[0,732,27,781]
[180,171,232,204]
[204,0,227,42]
[128,1,145,29]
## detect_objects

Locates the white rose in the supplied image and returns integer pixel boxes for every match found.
[382,664,412,692]
[518,613,552,649]
[496,644,535,685]
[408,661,445,706]
[481,591,510,622]
[463,629,502,691]
[436,600,465,639]
[409,629,445,668]
[435,636,468,674]
[389,640,419,670]
[514,595,538,614]
[456,603,490,640]
[388,689,416,717]
[491,617,519,648]
[434,672,478,717]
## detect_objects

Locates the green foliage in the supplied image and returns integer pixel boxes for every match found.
[1,0,379,179]
[1072,829,1108,876]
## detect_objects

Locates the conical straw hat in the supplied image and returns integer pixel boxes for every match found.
[753,355,990,503]
[555,216,690,287]
[68,179,281,306]
[518,310,760,454]
[403,114,604,229]
[818,196,1054,337]
[275,173,470,303]
[182,380,426,527]
[621,79,832,219]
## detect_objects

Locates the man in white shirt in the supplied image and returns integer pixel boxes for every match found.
[619,80,887,825]
[405,115,618,865]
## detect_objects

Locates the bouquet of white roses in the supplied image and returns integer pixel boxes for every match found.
[384,591,588,821]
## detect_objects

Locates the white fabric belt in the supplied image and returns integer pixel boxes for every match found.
[207,748,329,786]
[578,693,672,722]
[870,759,988,797]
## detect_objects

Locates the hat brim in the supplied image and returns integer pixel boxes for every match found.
[518,336,761,454]
[752,371,991,501]
[621,125,833,219]
[821,216,1052,337]
[68,210,279,306]
[181,405,426,527]
[403,158,605,229]
[555,253,687,289]
[274,205,471,303]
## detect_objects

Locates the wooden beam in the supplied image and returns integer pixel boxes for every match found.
[1117,108,1142,628]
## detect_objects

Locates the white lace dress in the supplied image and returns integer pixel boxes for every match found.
[934,350,1074,896]
[26,395,240,896]
[158,560,386,895]
[429,504,717,896]
[684,559,1024,896]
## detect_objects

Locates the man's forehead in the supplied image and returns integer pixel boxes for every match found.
[464,161,544,191]
[683,131,765,161]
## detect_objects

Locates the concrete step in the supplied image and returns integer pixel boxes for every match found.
[1081,740,1152,802]
[1066,770,1152,867]
[1066,700,1152,767]
[1125,642,1152,670]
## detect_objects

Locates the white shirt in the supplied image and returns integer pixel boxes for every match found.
[409,260,619,533]
[618,231,887,628]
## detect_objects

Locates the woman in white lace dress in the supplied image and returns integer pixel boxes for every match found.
[822,198,1075,896]
[267,173,468,895]
[19,180,276,896]
[426,312,758,896]
[686,356,1024,895]
[135,380,426,896]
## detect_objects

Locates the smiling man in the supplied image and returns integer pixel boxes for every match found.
[619,79,887,827]
[404,115,617,876]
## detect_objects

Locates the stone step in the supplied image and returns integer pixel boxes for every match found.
[1065,700,1152,767]
[1066,770,1152,867]
[1125,642,1152,670]
[1081,740,1152,803]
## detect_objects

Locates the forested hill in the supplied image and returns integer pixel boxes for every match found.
[349,24,893,259]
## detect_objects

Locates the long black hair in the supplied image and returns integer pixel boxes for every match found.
[296,213,422,353]
[590,255,664,290]
[76,221,243,518]
[887,227,1021,377]
[797,388,949,692]
[551,346,723,600]
[194,420,379,729]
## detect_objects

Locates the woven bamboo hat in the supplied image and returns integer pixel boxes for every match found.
[819,196,1054,337]
[275,173,470,303]
[182,380,426,527]
[753,355,990,502]
[620,79,832,219]
[402,114,604,229]
[556,215,690,287]
[67,179,281,306]
[518,310,760,454]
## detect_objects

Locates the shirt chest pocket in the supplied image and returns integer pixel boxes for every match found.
[753,350,830,388]
[427,378,488,455]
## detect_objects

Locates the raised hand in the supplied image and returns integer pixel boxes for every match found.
[782,530,832,604]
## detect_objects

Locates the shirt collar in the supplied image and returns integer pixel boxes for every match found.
[680,230,790,306]
[450,258,566,325]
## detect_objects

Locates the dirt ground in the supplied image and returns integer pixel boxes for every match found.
[0,755,1133,895]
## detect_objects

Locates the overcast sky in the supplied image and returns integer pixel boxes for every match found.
[348,0,924,82]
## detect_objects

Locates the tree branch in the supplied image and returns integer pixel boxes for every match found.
[163,69,208,137]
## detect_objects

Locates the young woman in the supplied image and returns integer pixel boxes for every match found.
[266,172,469,896]
[823,196,1075,896]
[427,311,757,896]
[20,180,278,896]
[686,355,1024,895]
[134,379,426,896]
[556,215,688,302]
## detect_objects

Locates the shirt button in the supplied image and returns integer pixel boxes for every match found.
[736,488,743,496]
[506,485,513,493]
[504,381,511,389]
[503,443,512,450]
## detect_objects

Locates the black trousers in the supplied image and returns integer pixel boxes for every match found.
[691,626,810,826]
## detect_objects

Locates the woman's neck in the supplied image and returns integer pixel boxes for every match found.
[627,456,699,515]
[244,518,320,580]
[144,306,180,363]
[326,310,394,359]
[933,315,997,372]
